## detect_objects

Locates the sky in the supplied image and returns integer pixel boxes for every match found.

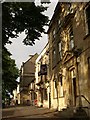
[5,1,58,70]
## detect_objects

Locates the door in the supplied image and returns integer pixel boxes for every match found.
[49,92,51,108]
[72,77,77,106]
[70,69,77,106]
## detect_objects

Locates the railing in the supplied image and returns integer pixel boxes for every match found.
[81,95,90,105]
[76,95,90,117]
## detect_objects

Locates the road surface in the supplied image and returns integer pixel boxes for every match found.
[2,106,58,119]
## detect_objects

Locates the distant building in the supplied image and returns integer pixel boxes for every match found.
[28,78,37,106]
[12,83,20,105]
[35,43,50,108]
[20,53,38,105]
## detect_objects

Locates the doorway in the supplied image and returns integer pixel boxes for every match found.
[72,77,77,106]
[70,69,77,106]
[41,89,43,107]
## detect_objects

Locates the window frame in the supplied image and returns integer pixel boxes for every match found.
[52,28,56,40]
[53,80,57,98]
[84,4,90,35]
[87,57,90,82]
[58,41,62,59]
[88,57,90,68]
[44,89,48,100]
[52,49,56,68]
[69,25,74,50]
[59,76,64,97]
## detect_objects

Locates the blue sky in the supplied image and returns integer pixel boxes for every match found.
[5,1,58,69]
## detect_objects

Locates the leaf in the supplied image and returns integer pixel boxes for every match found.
[2,2,49,46]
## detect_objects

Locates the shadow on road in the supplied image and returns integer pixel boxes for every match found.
[2,117,70,120]
[2,110,15,117]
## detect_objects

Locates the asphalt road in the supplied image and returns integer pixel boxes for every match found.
[2,106,58,120]
[2,105,89,120]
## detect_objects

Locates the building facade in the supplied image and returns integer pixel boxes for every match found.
[35,43,50,108]
[28,78,37,105]
[48,2,90,111]
[20,53,38,105]
[13,84,20,105]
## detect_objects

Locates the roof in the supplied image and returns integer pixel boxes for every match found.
[22,53,38,65]
[36,42,49,63]
[47,2,62,34]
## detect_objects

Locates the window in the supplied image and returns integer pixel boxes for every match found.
[53,50,56,60]
[60,76,63,86]
[52,49,56,67]
[88,57,90,80]
[34,93,37,99]
[55,81,57,88]
[85,5,90,35]
[44,89,48,100]
[88,57,90,64]
[69,26,74,50]
[71,69,76,79]
[52,28,55,39]
[53,81,57,98]
[67,3,73,14]
[57,19,61,30]
[45,75,47,83]
[40,64,47,75]
[59,76,63,97]
[66,3,71,14]
[58,42,62,59]
[58,19,61,27]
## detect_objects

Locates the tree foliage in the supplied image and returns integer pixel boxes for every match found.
[2,2,49,46]
[2,47,19,100]
[2,2,49,102]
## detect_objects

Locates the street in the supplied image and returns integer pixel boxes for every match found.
[2,106,58,120]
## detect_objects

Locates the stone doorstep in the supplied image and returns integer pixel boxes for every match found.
[54,107,90,119]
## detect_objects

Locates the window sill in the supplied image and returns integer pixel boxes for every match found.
[84,33,90,40]
[53,97,58,99]
[59,96,64,98]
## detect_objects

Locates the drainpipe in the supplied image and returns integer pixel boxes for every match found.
[56,81,59,111]
[55,75,59,111]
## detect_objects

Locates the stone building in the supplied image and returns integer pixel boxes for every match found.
[28,78,37,105]
[47,2,90,111]
[20,53,38,105]
[35,43,50,108]
[13,83,20,105]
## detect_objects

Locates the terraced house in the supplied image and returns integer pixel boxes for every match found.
[20,53,38,105]
[35,43,50,108]
[47,2,90,111]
